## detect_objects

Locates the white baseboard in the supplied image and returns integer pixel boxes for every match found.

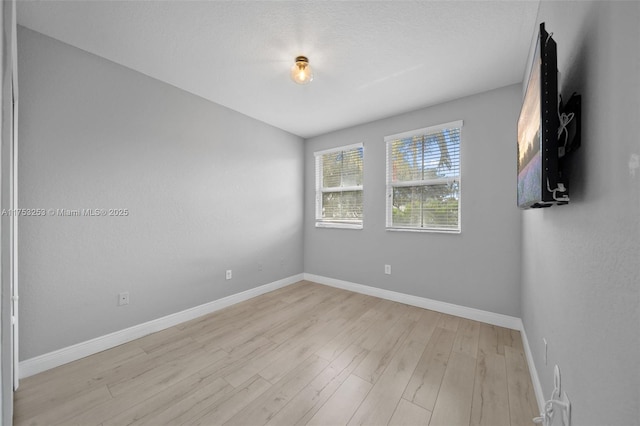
[19,273,304,379]
[518,322,545,415]
[304,273,522,330]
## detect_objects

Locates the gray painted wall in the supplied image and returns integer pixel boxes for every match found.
[304,85,522,317]
[520,2,640,425]
[17,26,304,360]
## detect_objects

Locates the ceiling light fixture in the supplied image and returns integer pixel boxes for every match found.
[290,55,313,85]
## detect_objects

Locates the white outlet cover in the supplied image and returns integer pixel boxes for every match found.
[118,292,129,306]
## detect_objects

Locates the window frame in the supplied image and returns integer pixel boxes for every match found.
[314,143,364,230]
[385,120,463,234]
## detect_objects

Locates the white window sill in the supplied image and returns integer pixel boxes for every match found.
[386,227,461,234]
[316,222,363,230]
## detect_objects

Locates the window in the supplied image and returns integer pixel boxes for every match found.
[315,143,364,229]
[386,121,462,233]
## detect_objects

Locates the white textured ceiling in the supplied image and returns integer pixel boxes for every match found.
[17,0,540,138]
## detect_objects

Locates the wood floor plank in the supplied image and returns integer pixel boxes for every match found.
[509,330,525,351]
[470,351,510,426]
[15,385,112,426]
[257,314,350,384]
[402,326,456,411]
[437,313,461,332]
[206,339,288,387]
[305,374,372,426]
[14,282,539,426]
[353,306,423,384]
[135,377,234,425]
[263,290,362,344]
[135,326,184,354]
[203,288,339,352]
[106,343,215,398]
[501,328,525,352]
[265,344,369,426]
[106,377,233,426]
[108,348,228,411]
[177,295,283,335]
[496,326,507,355]
[347,310,436,426]
[314,299,385,361]
[478,323,502,356]
[100,336,268,424]
[88,374,232,426]
[222,287,347,350]
[278,281,333,305]
[184,375,272,426]
[182,282,325,349]
[224,355,328,425]
[504,346,539,426]
[388,398,431,426]
[18,342,143,387]
[224,327,326,386]
[15,342,146,408]
[355,301,409,350]
[203,334,271,358]
[227,291,363,386]
[453,319,481,358]
[429,351,477,426]
[262,289,362,349]
[187,297,290,335]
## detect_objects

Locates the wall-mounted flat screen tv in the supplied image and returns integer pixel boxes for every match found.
[517,23,567,209]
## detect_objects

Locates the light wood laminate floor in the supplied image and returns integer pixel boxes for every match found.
[15,281,539,426]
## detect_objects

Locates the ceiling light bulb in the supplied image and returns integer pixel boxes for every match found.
[291,56,313,85]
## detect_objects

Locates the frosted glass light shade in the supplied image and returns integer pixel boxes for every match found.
[290,56,313,85]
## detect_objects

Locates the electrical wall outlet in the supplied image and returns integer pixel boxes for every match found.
[225,270,232,280]
[118,292,129,306]
[384,264,391,275]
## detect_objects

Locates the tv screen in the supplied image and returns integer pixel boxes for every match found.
[517,38,542,208]
[517,23,563,209]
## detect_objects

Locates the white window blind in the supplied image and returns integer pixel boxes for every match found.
[315,143,364,229]
[386,121,462,233]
